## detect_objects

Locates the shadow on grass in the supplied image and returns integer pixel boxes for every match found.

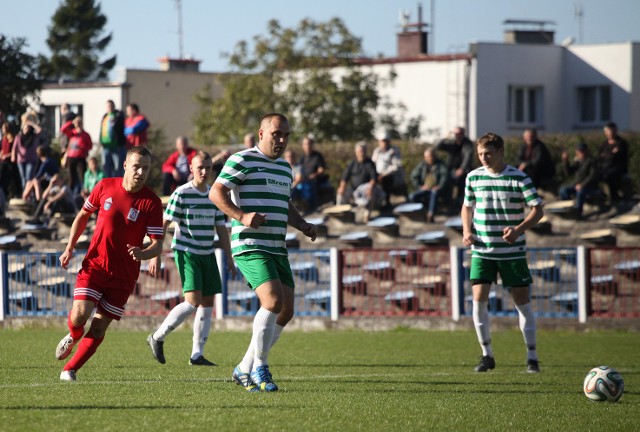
[0,404,305,411]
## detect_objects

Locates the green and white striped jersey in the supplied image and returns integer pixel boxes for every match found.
[164,182,225,255]
[215,147,292,257]
[463,165,542,260]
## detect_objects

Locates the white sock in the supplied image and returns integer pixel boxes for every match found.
[153,301,196,341]
[191,306,213,359]
[251,307,277,370]
[238,324,285,373]
[472,300,493,357]
[515,302,538,361]
[270,324,284,349]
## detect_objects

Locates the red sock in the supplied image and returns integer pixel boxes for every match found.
[68,314,84,341]
[64,333,105,372]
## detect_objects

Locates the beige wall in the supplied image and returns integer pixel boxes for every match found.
[123,69,225,149]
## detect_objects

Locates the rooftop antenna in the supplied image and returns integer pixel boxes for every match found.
[174,0,184,58]
[430,0,435,54]
[574,2,584,44]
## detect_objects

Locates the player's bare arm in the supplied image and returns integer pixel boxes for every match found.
[460,205,474,247]
[215,224,237,277]
[209,182,266,229]
[148,219,172,277]
[59,209,92,269]
[503,204,544,244]
[287,200,316,242]
[128,237,163,262]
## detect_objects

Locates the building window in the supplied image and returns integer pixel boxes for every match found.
[507,86,543,126]
[43,104,83,138]
[576,86,610,124]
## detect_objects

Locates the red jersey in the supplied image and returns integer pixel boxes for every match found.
[81,178,163,282]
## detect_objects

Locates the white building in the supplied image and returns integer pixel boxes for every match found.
[362,20,639,141]
[33,23,639,146]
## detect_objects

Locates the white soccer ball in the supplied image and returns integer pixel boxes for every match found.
[583,366,624,402]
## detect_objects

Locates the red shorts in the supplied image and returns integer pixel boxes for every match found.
[74,267,137,320]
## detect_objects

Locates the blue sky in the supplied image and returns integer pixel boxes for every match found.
[3,0,639,74]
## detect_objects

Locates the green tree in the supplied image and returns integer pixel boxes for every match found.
[42,0,116,81]
[0,35,42,118]
[194,18,410,144]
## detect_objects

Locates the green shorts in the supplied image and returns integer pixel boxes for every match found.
[469,257,532,288]
[174,250,222,296]
[234,251,295,290]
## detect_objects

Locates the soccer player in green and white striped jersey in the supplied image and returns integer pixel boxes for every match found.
[461,133,544,374]
[146,151,236,366]
[210,113,317,392]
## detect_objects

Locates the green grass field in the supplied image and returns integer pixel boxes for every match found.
[0,327,638,432]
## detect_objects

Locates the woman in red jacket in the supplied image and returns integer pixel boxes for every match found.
[61,116,93,194]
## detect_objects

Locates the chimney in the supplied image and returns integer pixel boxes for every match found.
[157,56,201,72]
[503,19,555,45]
[397,4,429,57]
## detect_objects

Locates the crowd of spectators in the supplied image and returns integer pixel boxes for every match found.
[0,100,633,227]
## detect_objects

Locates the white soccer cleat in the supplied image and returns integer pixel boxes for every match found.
[56,333,78,360]
[60,370,77,382]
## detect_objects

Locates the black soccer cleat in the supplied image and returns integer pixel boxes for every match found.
[527,359,541,373]
[189,355,217,366]
[146,334,166,364]
[474,355,496,372]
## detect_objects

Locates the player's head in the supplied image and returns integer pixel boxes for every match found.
[123,146,152,191]
[258,113,290,159]
[190,151,212,185]
[476,132,504,171]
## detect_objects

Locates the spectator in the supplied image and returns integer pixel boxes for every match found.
[82,156,104,199]
[99,100,126,178]
[517,128,556,192]
[59,103,77,156]
[298,136,329,212]
[11,111,48,189]
[211,149,231,179]
[372,133,406,209]
[409,147,450,223]
[243,133,255,149]
[162,136,197,196]
[31,173,77,224]
[124,103,150,148]
[559,143,599,219]
[284,150,302,187]
[435,126,474,205]
[284,149,304,204]
[1,121,22,199]
[599,122,630,207]
[336,141,384,222]
[61,116,92,195]
[21,145,59,204]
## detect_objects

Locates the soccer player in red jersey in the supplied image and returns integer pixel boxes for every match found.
[55,146,164,381]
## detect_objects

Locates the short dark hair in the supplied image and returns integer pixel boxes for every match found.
[128,103,140,113]
[260,113,289,129]
[126,146,151,159]
[605,122,617,130]
[477,133,504,151]
[193,150,211,161]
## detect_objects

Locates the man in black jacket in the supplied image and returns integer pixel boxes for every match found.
[559,143,599,219]
[518,128,556,192]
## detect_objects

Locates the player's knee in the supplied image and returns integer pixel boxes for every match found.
[279,307,294,324]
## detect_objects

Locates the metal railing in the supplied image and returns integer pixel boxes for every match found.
[2,247,639,321]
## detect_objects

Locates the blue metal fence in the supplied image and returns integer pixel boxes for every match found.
[2,247,638,321]
[460,247,579,318]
